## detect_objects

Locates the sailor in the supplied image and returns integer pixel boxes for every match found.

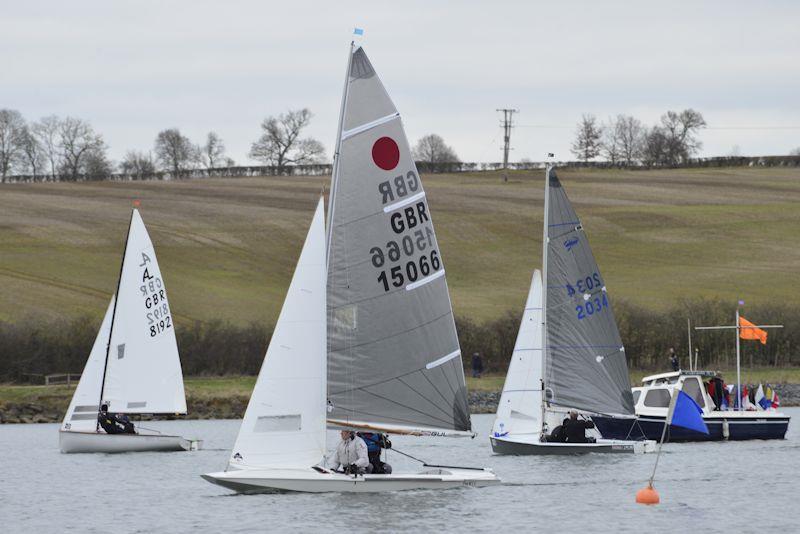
[97,404,122,434]
[562,411,596,443]
[357,432,392,474]
[115,413,136,434]
[332,430,371,475]
[471,352,484,378]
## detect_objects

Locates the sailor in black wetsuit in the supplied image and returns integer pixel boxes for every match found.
[562,411,595,443]
[97,404,136,434]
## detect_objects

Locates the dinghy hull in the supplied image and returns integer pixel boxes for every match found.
[202,466,500,494]
[59,430,201,453]
[490,435,655,455]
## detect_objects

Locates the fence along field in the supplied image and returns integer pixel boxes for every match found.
[1,166,799,380]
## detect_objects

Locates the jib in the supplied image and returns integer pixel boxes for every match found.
[390,202,429,234]
[378,171,419,205]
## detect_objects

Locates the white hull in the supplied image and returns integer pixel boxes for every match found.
[202,466,500,494]
[59,430,202,453]
[490,434,656,455]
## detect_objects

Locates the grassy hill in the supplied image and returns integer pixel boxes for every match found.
[2,166,799,327]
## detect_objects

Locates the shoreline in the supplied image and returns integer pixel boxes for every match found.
[2,384,799,424]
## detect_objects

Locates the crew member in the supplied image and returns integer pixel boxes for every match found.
[97,404,122,434]
[332,430,370,475]
[562,411,595,443]
[669,347,679,372]
[358,432,392,474]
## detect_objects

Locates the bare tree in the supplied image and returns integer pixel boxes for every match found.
[121,150,156,179]
[412,134,460,164]
[82,149,113,181]
[17,126,45,180]
[570,114,603,162]
[202,132,226,169]
[790,147,800,156]
[249,108,325,172]
[641,126,669,166]
[600,117,623,165]
[32,115,62,180]
[58,117,106,181]
[660,109,706,166]
[154,128,198,176]
[616,115,644,165]
[0,109,26,182]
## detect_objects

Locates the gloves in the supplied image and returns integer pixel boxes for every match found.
[349,464,358,474]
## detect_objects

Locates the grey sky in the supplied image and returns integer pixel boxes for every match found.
[2,1,799,165]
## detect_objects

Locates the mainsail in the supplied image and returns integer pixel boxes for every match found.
[61,297,115,432]
[228,200,327,469]
[492,270,544,437]
[101,209,187,415]
[543,168,634,416]
[326,45,471,435]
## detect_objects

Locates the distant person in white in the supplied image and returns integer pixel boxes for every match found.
[332,430,370,475]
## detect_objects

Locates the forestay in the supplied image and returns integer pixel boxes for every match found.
[492,270,544,437]
[102,209,187,414]
[228,200,327,469]
[327,46,471,435]
[61,297,115,432]
[544,169,634,416]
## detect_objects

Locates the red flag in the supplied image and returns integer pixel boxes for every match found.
[739,316,767,344]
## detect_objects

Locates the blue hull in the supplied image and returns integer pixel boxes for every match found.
[592,414,789,442]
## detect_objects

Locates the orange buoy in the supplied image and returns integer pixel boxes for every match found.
[635,484,660,505]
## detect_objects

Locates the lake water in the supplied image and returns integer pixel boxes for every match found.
[2,411,799,533]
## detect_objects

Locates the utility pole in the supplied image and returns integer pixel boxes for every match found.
[496,108,518,168]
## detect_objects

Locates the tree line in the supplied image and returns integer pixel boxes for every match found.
[1,298,797,383]
[571,109,708,166]
[1,106,464,183]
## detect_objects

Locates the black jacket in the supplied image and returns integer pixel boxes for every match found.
[562,417,595,443]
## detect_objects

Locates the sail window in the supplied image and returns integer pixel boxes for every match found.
[681,377,706,408]
[254,414,302,432]
[643,388,672,408]
[333,305,357,330]
[71,413,98,421]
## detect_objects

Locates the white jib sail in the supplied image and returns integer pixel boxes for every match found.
[492,270,544,437]
[227,199,327,470]
[61,297,115,432]
[102,209,187,414]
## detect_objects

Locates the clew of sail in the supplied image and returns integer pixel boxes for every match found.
[326,46,471,436]
[102,209,187,415]
[228,199,327,470]
[61,297,115,432]
[544,169,634,416]
[492,270,544,438]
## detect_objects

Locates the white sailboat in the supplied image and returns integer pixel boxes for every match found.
[202,44,498,493]
[59,208,200,453]
[491,166,655,455]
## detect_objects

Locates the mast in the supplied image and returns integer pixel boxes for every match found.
[540,164,551,429]
[97,208,135,420]
[735,307,741,411]
[325,41,355,271]
[687,318,693,371]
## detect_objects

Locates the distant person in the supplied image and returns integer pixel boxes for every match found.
[562,411,596,444]
[332,430,370,475]
[669,347,679,372]
[471,352,484,378]
[357,432,392,474]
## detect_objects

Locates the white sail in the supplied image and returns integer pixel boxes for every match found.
[61,297,115,432]
[228,199,327,470]
[102,209,186,414]
[492,270,544,438]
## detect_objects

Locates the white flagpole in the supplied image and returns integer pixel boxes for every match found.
[735,307,741,411]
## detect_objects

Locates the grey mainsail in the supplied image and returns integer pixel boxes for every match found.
[326,45,471,435]
[544,168,634,416]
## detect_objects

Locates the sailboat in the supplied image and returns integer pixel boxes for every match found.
[59,208,200,453]
[491,166,656,455]
[201,44,498,492]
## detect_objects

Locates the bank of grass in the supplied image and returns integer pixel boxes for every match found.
[3,367,799,415]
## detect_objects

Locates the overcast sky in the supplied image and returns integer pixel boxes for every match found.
[2,1,799,164]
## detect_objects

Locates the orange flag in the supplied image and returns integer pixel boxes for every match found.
[739,316,767,344]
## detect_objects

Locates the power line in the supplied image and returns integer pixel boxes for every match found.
[496,108,518,168]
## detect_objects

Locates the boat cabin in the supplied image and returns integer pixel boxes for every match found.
[633,370,719,417]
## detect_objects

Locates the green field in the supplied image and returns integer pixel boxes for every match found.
[2,167,800,327]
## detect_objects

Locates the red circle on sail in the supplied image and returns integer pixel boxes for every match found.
[372,137,400,170]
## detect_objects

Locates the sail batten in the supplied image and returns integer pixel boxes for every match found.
[327,46,471,434]
[543,169,634,416]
